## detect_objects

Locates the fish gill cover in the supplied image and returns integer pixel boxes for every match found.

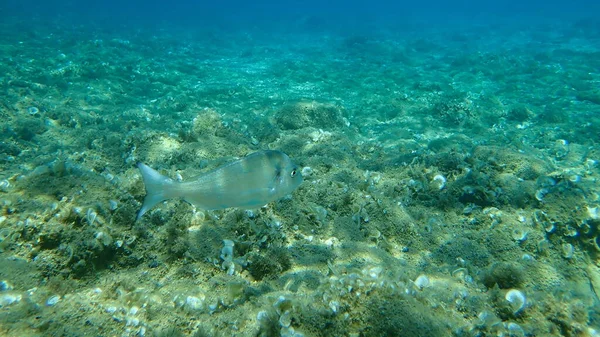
[0,0,599,336]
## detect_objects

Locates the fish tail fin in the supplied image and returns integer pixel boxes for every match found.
[136,162,176,221]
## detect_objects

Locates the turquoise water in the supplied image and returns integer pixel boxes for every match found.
[1,3,600,336]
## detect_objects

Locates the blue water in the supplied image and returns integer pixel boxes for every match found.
[3,0,600,26]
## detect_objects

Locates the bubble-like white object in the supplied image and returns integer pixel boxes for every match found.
[190,210,206,225]
[535,188,549,202]
[0,180,10,192]
[129,306,139,316]
[564,225,578,237]
[46,295,61,306]
[185,296,203,311]
[86,208,97,226]
[588,206,599,220]
[223,260,235,276]
[505,289,526,313]
[451,268,468,280]
[328,300,339,313]
[521,254,534,261]
[126,317,139,327]
[220,240,234,261]
[0,280,13,291]
[301,166,313,177]
[257,310,269,322]
[587,327,600,337]
[562,243,574,259]
[208,303,218,314]
[432,174,446,190]
[95,231,112,246]
[511,228,528,242]
[27,106,39,115]
[363,266,383,280]
[414,275,430,290]
[220,239,236,275]
[505,322,525,336]
[0,293,22,307]
[279,311,292,328]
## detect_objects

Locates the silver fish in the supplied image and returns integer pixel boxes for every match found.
[136,150,303,220]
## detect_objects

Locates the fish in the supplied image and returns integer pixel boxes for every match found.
[135,150,303,220]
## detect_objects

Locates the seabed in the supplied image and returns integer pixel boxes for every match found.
[0,17,600,337]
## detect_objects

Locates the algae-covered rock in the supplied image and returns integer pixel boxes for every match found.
[506,105,534,122]
[272,101,346,130]
[433,237,491,267]
[363,293,448,337]
[247,246,292,281]
[192,108,227,137]
[576,89,600,105]
[481,262,526,289]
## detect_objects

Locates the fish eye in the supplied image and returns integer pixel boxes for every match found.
[290,168,297,177]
